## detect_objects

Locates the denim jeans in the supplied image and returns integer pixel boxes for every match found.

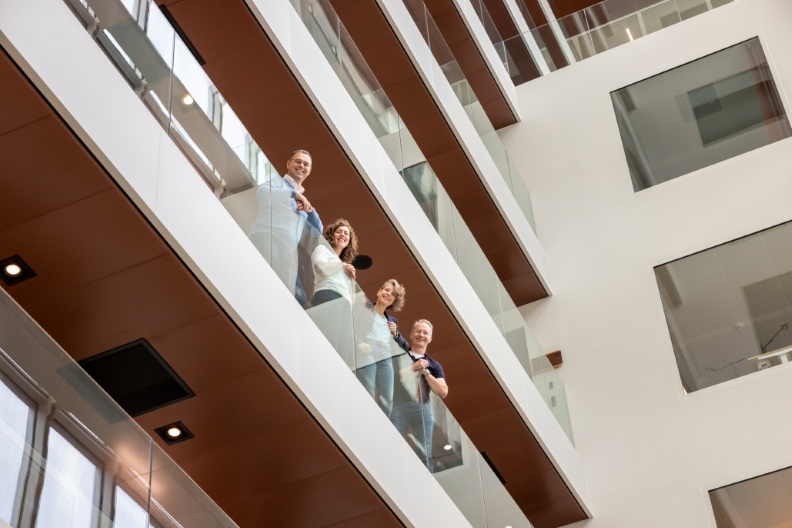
[356,343,394,417]
[390,400,434,472]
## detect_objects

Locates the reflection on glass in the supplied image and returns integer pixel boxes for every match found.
[0,379,31,524]
[657,220,792,393]
[612,38,791,192]
[500,0,735,83]
[36,429,99,528]
[710,464,792,527]
[399,161,572,441]
[114,487,154,528]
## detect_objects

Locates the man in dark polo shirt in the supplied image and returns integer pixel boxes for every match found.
[390,319,448,472]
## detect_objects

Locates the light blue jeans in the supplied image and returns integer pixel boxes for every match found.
[356,342,394,417]
[390,400,434,472]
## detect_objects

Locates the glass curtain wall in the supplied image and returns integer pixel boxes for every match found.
[0,289,235,528]
[60,0,536,525]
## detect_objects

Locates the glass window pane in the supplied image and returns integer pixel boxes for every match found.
[710,464,792,527]
[656,220,792,392]
[612,38,792,192]
[0,379,32,524]
[36,429,99,528]
[114,487,152,528]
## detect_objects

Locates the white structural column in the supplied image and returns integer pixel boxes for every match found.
[244,0,591,515]
[0,0,472,525]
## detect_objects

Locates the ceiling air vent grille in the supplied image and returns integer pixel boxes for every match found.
[79,339,194,417]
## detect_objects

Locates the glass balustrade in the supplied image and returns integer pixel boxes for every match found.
[400,0,537,232]
[0,289,236,528]
[500,0,736,82]
[60,0,540,524]
[402,159,572,440]
[286,0,568,435]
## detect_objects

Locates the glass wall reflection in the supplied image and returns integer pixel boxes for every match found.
[710,464,792,527]
[612,38,791,192]
[656,220,792,392]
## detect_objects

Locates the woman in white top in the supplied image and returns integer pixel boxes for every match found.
[309,219,358,360]
[310,218,357,306]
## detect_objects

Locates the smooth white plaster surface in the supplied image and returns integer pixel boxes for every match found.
[0,0,471,525]
[500,0,792,525]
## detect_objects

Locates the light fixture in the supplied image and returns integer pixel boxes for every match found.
[4,264,22,277]
[626,28,634,42]
[0,255,36,286]
[166,426,183,439]
[443,444,452,451]
[181,94,194,105]
[154,421,194,445]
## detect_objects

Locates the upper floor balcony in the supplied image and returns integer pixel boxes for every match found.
[0,0,590,524]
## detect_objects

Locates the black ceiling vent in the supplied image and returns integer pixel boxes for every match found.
[79,339,194,417]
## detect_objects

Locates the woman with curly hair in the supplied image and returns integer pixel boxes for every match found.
[310,218,358,307]
[356,279,409,416]
[309,219,359,362]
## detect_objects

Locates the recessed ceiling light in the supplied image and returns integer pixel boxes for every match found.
[154,421,194,445]
[0,255,36,286]
[166,426,182,439]
[181,94,194,105]
[4,264,22,277]
[443,444,452,451]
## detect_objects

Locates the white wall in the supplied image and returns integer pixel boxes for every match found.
[500,0,792,526]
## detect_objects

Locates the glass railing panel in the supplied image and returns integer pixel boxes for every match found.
[479,451,534,528]
[150,448,236,528]
[463,85,537,232]
[432,425,488,526]
[450,205,507,335]
[395,353,534,527]
[642,0,682,34]
[500,0,734,82]
[399,162,572,441]
[400,157,458,260]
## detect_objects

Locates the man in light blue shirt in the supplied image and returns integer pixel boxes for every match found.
[249,150,322,304]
